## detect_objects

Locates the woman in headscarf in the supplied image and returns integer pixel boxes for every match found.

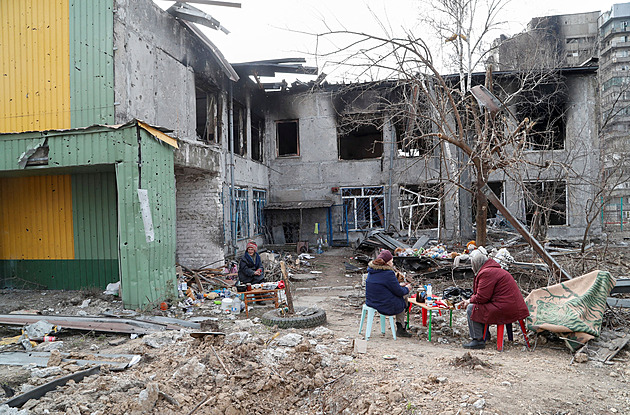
[238,241,264,285]
[458,247,529,349]
[366,249,413,338]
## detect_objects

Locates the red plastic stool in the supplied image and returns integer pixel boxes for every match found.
[483,320,530,351]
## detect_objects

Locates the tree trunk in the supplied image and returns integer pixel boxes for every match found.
[475,174,488,246]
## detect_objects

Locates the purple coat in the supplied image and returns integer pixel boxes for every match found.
[469,258,529,325]
[365,261,409,316]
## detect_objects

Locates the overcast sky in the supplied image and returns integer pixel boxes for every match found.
[155,0,619,82]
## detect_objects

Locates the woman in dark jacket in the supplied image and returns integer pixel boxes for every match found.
[458,248,530,349]
[238,241,264,285]
[366,249,413,337]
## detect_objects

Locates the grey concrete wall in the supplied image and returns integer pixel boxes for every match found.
[264,90,454,243]
[500,72,601,240]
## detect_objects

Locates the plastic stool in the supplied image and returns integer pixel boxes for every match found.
[358,304,397,340]
[483,319,530,351]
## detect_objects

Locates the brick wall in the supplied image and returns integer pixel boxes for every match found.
[175,170,224,268]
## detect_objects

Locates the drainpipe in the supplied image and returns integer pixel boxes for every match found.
[386,119,395,230]
[229,83,237,256]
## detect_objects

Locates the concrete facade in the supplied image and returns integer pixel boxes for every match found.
[262,70,601,245]
[112,0,269,265]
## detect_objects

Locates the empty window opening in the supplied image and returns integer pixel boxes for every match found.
[517,85,566,150]
[524,180,567,231]
[399,184,442,235]
[338,115,383,160]
[394,116,433,158]
[277,120,299,157]
[342,186,385,230]
[232,101,246,156]
[253,189,266,235]
[234,187,249,239]
[251,114,264,162]
[195,87,220,144]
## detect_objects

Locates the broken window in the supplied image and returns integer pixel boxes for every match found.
[276,120,299,157]
[394,115,433,158]
[251,113,264,162]
[338,114,383,160]
[232,101,246,156]
[524,180,567,229]
[398,184,442,235]
[253,189,266,235]
[342,186,385,230]
[235,187,249,239]
[517,84,566,150]
[195,85,220,144]
[472,181,504,222]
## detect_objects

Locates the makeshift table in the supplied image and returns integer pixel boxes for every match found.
[408,297,455,341]
[242,289,283,317]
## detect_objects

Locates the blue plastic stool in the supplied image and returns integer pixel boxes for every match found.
[358,304,397,340]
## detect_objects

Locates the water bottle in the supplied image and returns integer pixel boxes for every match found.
[231,297,241,315]
[426,283,432,300]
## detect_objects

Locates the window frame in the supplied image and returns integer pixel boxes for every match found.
[341,186,385,231]
[276,120,300,157]
[253,189,266,235]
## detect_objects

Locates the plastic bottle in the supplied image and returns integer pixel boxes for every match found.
[231,296,241,315]
[426,283,432,300]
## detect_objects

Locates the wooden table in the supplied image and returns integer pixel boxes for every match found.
[408,297,455,341]
[242,289,283,317]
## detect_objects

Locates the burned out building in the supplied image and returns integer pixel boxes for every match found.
[0,0,279,307]
[260,68,601,245]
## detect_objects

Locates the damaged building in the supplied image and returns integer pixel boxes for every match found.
[490,2,630,237]
[0,0,608,308]
[262,68,601,246]
[0,0,290,308]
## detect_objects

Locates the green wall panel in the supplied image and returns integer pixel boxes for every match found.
[0,259,117,290]
[117,130,177,309]
[71,171,118,288]
[0,124,177,309]
[69,0,114,127]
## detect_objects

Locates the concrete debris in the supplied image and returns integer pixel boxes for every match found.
[276,333,303,347]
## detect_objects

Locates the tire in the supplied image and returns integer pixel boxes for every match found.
[261,306,327,329]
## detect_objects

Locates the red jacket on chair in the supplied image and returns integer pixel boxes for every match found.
[469,258,529,325]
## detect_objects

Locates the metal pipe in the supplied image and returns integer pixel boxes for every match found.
[228,83,237,256]
[386,118,395,229]
[481,184,572,280]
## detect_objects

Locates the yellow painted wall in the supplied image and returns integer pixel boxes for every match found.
[0,175,75,260]
[0,0,71,133]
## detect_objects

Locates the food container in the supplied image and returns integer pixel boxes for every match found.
[236,284,247,293]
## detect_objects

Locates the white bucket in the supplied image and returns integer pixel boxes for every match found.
[221,298,233,312]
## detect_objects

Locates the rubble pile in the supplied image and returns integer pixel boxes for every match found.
[2,324,357,415]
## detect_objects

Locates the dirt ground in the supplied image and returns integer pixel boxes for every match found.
[0,245,629,415]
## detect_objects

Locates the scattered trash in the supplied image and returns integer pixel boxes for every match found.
[103,281,121,296]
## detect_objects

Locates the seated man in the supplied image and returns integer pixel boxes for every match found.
[458,248,530,349]
[238,241,264,285]
[366,250,413,338]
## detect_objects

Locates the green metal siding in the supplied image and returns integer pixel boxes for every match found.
[0,260,117,290]
[117,130,177,309]
[72,171,118,288]
[69,0,115,127]
[0,124,176,308]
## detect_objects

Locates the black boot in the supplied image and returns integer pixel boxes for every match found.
[396,322,412,338]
